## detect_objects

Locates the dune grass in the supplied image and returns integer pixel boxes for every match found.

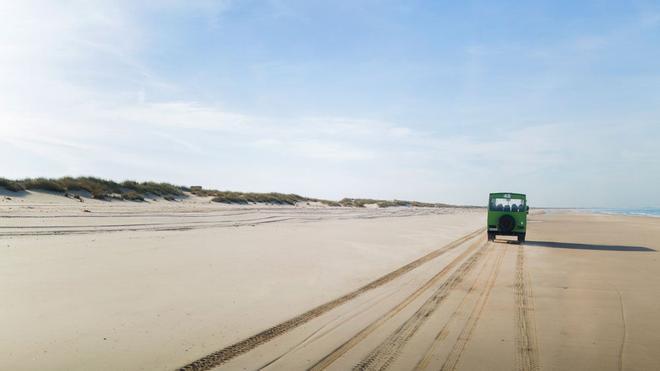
[0,177,468,207]
[209,192,308,205]
[0,178,26,192]
[0,177,185,200]
[207,194,456,207]
[336,198,452,208]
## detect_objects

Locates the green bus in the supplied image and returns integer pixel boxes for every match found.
[487,192,528,243]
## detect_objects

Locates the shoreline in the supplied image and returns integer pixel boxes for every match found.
[579,208,660,218]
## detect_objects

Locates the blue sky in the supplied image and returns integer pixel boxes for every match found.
[1,0,659,207]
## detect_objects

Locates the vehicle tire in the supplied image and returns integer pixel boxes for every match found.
[498,215,515,233]
[517,233,526,243]
[487,232,495,241]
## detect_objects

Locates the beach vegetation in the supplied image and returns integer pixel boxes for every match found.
[0,178,26,192]
[0,177,185,201]
[0,177,469,208]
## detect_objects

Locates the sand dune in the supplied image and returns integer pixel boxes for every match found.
[2,193,659,370]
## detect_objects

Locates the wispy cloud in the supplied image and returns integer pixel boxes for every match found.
[0,1,658,207]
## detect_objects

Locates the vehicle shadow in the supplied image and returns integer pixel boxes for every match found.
[524,240,655,252]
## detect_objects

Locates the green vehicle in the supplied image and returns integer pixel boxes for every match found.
[487,192,528,243]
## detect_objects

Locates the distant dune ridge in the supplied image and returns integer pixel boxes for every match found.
[0,176,469,208]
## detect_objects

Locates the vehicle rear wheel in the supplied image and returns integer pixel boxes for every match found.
[498,215,515,233]
[487,232,495,241]
[517,233,526,243]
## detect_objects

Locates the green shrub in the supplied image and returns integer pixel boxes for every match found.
[121,180,184,196]
[21,178,66,192]
[0,177,463,208]
[0,178,25,192]
[122,191,145,201]
[0,176,185,199]
[210,191,308,205]
[91,192,108,200]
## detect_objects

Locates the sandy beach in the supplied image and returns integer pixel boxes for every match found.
[4,1,658,370]
[2,193,659,370]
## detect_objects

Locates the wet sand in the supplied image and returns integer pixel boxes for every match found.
[2,193,659,371]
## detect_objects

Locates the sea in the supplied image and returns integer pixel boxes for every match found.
[587,208,660,218]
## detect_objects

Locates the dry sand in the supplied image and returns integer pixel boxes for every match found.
[1,192,659,371]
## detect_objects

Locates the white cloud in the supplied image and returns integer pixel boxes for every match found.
[0,1,658,207]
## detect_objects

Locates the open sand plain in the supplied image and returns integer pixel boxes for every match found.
[2,192,660,371]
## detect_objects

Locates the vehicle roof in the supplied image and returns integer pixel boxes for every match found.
[489,192,526,199]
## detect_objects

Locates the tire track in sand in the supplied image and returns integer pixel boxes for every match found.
[351,242,490,371]
[413,244,499,371]
[308,236,486,371]
[616,288,626,371]
[514,245,540,371]
[177,228,484,371]
[257,275,411,369]
[437,242,506,371]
